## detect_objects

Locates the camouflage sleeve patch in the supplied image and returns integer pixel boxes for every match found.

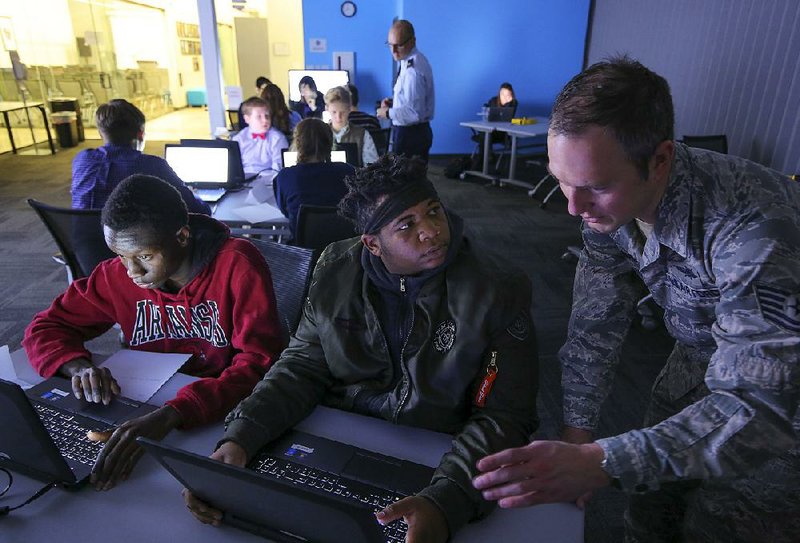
[754,283,800,333]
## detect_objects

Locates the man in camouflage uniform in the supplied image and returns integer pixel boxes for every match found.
[473,56,800,542]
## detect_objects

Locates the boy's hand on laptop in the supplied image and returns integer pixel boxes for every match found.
[183,441,247,526]
[60,358,121,405]
[376,495,448,543]
[89,405,182,491]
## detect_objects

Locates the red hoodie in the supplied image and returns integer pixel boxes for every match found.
[23,217,284,428]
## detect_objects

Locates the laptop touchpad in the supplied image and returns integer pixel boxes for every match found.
[341,451,403,490]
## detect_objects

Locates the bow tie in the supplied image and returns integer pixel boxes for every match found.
[251,132,267,140]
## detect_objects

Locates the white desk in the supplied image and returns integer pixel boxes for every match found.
[459,118,549,190]
[211,171,291,239]
[2,361,582,542]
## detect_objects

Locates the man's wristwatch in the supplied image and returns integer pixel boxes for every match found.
[599,451,622,489]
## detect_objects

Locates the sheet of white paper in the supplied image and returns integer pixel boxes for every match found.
[232,202,286,223]
[248,181,275,204]
[0,345,18,383]
[13,346,45,387]
[0,346,45,388]
[98,350,190,402]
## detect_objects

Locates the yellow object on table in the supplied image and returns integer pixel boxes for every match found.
[511,117,537,125]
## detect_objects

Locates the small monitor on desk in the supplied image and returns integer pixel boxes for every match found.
[281,149,347,168]
[288,69,350,102]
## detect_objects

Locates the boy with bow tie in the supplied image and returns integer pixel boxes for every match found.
[232,97,288,175]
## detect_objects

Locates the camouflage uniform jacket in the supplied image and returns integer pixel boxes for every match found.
[561,142,800,492]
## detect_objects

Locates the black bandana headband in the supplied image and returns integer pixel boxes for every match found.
[363,179,439,235]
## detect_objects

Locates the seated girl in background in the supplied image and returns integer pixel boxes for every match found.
[485,81,518,112]
[232,96,288,174]
[261,84,302,143]
[324,86,379,167]
[274,118,355,236]
[290,76,325,119]
[471,82,519,169]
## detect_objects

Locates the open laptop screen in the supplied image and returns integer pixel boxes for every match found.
[164,146,229,186]
[282,150,347,168]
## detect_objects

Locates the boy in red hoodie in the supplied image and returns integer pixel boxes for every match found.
[23,174,284,490]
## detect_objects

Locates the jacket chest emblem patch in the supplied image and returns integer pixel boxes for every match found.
[507,311,530,341]
[433,320,456,352]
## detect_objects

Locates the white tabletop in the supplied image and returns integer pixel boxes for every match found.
[2,353,582,542]
[459,117,549,138]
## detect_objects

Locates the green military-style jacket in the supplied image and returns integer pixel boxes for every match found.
[225,233,539,534]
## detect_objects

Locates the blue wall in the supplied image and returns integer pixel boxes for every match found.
[302,0,590,154]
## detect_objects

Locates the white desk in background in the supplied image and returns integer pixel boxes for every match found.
[459,118,549,191]
[210,170,290,239]
[2,351,583,543]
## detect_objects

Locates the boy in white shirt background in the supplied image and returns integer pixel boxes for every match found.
[232,97,288,174]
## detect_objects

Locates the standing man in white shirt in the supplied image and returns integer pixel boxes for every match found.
[377,20,435,162]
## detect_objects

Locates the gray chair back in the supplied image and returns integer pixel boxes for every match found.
[246,237,315,342]
[28,199,115,283]
[682,134,728,154]
[294,205,358,252]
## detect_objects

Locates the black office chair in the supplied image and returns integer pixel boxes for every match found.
[28,199,115,283]
[369,128,391,157]
[682,135,728,154]
[245,237,315,343]
[294,205,358,252]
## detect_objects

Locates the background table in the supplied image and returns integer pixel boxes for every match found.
[0,101,56,155]
[210,171,290,239]
[459,118,549,190]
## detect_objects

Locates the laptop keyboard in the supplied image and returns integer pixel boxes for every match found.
[252,454,408,543]
[33,403,104,466]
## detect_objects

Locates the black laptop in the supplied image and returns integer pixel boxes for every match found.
[488,106,514,122]
[139,428,435,543]
[179,138,258,185]
[165,142,248,203]
[0,377,157,486]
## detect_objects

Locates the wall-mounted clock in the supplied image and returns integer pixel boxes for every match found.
[341,1,357,18]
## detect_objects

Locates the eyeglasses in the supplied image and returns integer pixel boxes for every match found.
[385,36,412,50]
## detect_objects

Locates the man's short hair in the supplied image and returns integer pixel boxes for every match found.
[95,99,145,145]
[101,175,189,242]
[339,153,429,232]
[241,96,269,117]
[346,83,360,107]
[550,55,674,179]
[293,118,333,164]
[392,20,415,41]
[324,86,352,108]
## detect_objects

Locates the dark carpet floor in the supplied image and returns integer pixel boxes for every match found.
[0,141,674,543]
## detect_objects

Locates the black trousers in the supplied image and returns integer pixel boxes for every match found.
[392,122,433,162]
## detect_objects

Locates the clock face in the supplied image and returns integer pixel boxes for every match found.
[341,1,357,17]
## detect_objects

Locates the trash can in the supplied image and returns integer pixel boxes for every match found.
[50,97,84,142]
[51,111,79,148]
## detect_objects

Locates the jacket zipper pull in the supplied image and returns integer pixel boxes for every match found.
[474,351,498,407]
[400,277,406,293]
